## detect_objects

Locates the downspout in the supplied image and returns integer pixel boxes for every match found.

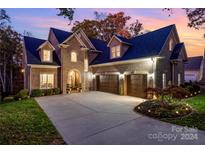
[172,62,175,85]
[29,66,32,95]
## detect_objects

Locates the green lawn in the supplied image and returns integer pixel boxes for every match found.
[0,99,64,144]
[163,93,205,130]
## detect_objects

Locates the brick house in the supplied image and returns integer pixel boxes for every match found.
[23,24,188,98]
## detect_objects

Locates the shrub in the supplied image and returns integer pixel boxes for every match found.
[3,96,14,102]
[41,89,47,96]
[186,85,194,94]
[193,84,200,93]
[31,89,42,97]
[54,88,61,95]
[163,95,178,104]
[145,88,160,99]
[180,84,185,88]
[169,86,190,100]
[15,89,29,100]
[46,89,53,95]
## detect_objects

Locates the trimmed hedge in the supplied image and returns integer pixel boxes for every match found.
[54,88,61,95]
[31,89,42,97]
[31,88,61,97]
[3,96,14,102]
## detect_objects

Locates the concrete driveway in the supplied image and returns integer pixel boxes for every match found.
[36,91,205,145]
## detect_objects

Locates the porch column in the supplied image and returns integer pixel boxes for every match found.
[119,74,125,95]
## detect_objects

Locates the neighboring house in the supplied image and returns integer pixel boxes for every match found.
[23,24,188,98]
[185,55,204,82]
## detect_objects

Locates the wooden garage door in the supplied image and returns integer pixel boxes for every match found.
[96,75,119,94]
[127,74,147,98]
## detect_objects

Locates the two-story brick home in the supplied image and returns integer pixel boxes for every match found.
[23,24,188,98]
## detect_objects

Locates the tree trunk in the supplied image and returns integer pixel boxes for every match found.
[10,67,13,94]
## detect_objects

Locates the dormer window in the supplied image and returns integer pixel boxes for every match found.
[111,45,121,59]
[71,51,77,62]
[43,49,51,62]
[169,39,174,51]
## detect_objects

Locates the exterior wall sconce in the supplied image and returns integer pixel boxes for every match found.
[119,73,124,80]
[92,74,96,79]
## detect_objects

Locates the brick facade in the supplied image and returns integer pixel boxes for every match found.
[23,25,187,97]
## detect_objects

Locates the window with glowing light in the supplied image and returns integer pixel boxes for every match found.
[111,45,121,58]
[71,52,77,62]
[169,39,174,51]
[40,74,54,89]
[43,50,51,62]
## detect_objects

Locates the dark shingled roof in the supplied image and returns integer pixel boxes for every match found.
[185,56,203,70]
[114,35,132,45]
[50,27,72,44]
[24,36,60,66]
[24,25,178,66]
[90,24,175,65]
[170,43,184,60]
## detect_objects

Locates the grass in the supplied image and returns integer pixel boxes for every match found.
[163,93,205,131]
[0,99,64,144]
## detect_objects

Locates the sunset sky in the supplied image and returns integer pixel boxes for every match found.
[5,8,205,57]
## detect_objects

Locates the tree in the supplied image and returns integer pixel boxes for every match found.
[56,8,75,25]
[184,9,205,30]
[0,9,22,97]
[23,30,32,37]
[0,9,10,27]
[71,12,143,42]
[163,8,205,35]
[129,19,143,37]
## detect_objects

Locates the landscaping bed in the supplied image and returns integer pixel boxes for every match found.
[135,83,205,131]
[135,100,193,119]
[0,99,65,144]
[164,93,205,131]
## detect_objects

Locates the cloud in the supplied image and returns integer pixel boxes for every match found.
[14,15,70,30]
[13,9,205,57]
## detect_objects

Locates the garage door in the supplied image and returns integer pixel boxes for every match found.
[96,75,119,94]
[127,74,147,98]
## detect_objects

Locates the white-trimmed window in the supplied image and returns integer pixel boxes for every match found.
[111,45,121,58]
[43,50,51,62]
[169,39,173,51]
[162,73,166,89]
[178,73,181,86]
[40,74,54,89]
[71,52,77,62]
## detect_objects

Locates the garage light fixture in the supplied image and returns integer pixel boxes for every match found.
[119,73,125,79]
[92,74,96,79]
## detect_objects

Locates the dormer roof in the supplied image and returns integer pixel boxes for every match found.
[23,36,60,66]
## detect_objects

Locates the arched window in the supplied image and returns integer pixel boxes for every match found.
[169,39,173,51]
[71,52,77,62]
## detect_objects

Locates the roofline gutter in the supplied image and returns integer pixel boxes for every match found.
[27,64,61,68]
[90,56,163,67]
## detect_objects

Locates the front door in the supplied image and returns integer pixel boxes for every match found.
[68,70,81,88]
